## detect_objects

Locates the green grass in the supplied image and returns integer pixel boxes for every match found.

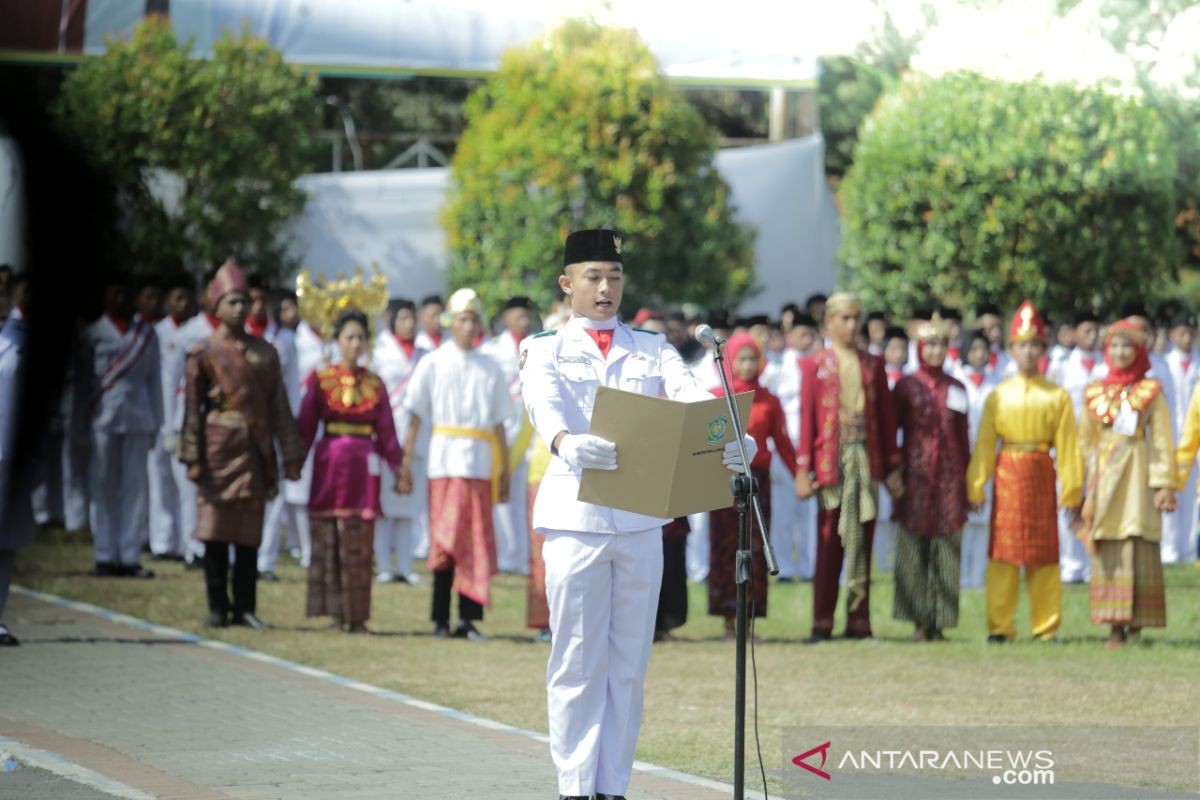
[13,528,1200,795]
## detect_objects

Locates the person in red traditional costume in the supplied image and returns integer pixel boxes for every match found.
[708,332,796,638]
[891,314,971,641]
[297,309,406,633]
[178,262,305,628]
[83,273,162,578]
[399,288,514,640]
[966,301,1083,642]
[795,291,903,642]
[1080,318,1174,649]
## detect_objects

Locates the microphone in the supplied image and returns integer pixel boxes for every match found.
[694,323,725,347]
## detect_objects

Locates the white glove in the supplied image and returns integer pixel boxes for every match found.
[558,434,618,471]
[722,435,758,473]
[161,431,178,453]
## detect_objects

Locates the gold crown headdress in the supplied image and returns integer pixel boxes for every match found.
[914,312,952,342]
[295,265,389,339]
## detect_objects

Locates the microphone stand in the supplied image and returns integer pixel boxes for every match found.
[710,334,778,800]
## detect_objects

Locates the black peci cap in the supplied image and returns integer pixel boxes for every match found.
[501,296,535,312]
[564,228,623,267]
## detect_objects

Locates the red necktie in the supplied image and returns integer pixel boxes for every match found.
[584,328,614,359]
[968,373,985,388]
[988,351,998,369]
[1082,357,1096,373]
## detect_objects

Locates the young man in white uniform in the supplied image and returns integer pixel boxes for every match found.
[1052,311,1104,582]
[372,297,428,583]
[482,295,537,574]
[147,276,193,559]
[1162,311,1200,563]
[521,229,755,800]
[83,276,162,577]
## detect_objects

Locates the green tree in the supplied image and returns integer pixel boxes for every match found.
[441,19,755,314]
[55,17,320,280]
[839,71,1178,316]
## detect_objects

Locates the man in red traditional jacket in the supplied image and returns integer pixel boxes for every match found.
[795,291,903,641]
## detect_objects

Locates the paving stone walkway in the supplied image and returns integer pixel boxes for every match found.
[0,588,733,800]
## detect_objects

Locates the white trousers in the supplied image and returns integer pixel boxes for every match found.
[544,527,661,797]
[1057,507,1090,582]
[147,436,181,556]
[1161,470,1199,564]
[685,512,709,582]
[259,495,310,571]
[493,458,530,573]
[768,475,818,580]
[374,516,414,576]
[960,521,989,589]
[62,433,90,532]
[89,432,153,565]
[171,454,206,562]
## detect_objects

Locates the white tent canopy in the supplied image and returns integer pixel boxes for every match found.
[286,136,839,315]
[80,0,818,86]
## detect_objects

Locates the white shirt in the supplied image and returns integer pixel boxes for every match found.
[83,314,162,435]
[154,315,189,434]
[372,331,429,458]
[171,313,215,431]
[763,346,803,483]
[415,327,447,354]
[481,329,529,446]
[294,321,329,384]
[521,316,711,534]
[1163,348,1200,443]
[1055,348,1106,421]
[265,323,301,414]
[403,342,514,480]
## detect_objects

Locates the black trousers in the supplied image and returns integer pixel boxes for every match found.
[656,534,689,633]
[431,567,483,625]
[204,544,257,618]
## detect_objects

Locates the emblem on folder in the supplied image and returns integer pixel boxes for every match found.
[706,415,729,446]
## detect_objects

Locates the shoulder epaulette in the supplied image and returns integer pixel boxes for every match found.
[531,329,558,339]
[632,327,663,336]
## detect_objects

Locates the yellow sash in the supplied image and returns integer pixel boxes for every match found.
[508,411,536,475]
[432,424,503,503]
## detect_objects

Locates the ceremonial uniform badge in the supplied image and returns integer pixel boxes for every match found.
[520,349,528,370]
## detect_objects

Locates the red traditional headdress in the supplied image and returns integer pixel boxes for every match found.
[207,259,248,312]
[1008,300,1047,344]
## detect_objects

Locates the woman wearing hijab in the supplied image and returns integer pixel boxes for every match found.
[1080,319,1174,649]
[707,333,796,639]
[892,316,971,641]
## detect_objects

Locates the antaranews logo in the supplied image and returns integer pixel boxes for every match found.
[792,741,832,781]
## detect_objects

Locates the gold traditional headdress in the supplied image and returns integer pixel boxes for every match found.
[914,312,952,342]
[825,291,863,316]
[295,265,389,339]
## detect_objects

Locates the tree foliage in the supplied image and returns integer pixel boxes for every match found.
[440,19,755,314]
[839,71,1178,316]
[55,17,320,280]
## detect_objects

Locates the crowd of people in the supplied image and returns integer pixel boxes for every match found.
[0,262,1197,653]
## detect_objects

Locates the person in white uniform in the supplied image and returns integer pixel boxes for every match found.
[83,275,162,577]
[482,295,538,574]
[762,313,819,581]
[1161,310,1200,564]
[147,276,194,559]
[415,294,447,353]
[0,277,32,645]
[951,329,1001,588]
[257,288,303,579]
[372,297,429,584]
[1052,311,1104,583]
[521,229,755,800]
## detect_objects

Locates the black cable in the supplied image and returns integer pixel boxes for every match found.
[749,566,769,800]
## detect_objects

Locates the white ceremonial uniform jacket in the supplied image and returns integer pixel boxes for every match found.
[481,329,530,447]
[1055,348,1106,421]
[83,314,162,435]
[1164,348,1200,445]
[763,347,802,482]
[521,318,711,534]
[154,315,190,436]
[372,332,429,459]
[171,313,215,431]
[294,321,329,385]
[265,323,301,413]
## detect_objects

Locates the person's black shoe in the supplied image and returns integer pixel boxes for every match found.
[184,558,204,571]
[203,612,228,628]
[0,624,19,646]
[805,631,832,644]
[151,552,175,562]
[90,561,117,577]
[257,570,280,582]
[558,796,591,800]
[231,613,270,630]
[116,564,155,579]
[596,795,627,800]
[432,623,451,638]
[453,620,487,641]
[843,630,873,640]
[987,634,1009,644]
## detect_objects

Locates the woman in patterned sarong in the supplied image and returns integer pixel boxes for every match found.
[297,309,405,633]
[1079,319,1173,649]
